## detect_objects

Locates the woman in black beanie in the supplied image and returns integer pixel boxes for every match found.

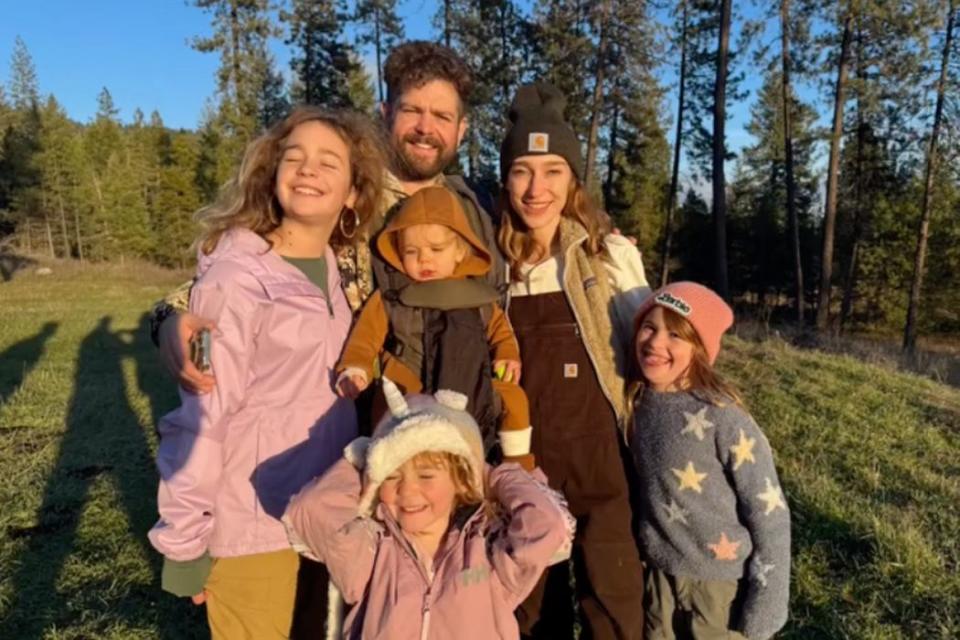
[498,82,650,640]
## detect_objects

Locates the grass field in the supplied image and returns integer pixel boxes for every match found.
[1,259,959,639]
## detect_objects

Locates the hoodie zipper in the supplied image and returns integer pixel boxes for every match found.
[420,586,432,640]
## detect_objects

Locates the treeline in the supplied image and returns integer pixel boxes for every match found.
[1,0,959,349]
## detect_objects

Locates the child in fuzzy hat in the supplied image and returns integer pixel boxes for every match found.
[283,379,574,640]
[626,282,791,640]
[335,185,534,469]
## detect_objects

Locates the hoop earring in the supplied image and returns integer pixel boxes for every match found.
[339,206,360,239]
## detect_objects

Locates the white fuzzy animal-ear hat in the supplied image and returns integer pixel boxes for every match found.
[353,378,485,516]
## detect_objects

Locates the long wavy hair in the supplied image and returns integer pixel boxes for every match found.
[626,305,744,433]
[497,176,611,281]
[196,106,386,255]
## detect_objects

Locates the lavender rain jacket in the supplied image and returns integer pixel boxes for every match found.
[148,228,358,562]
[284,458,572,640]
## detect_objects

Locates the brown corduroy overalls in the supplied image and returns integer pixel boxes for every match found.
[510,291,644,640]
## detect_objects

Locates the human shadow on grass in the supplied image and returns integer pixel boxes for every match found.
[131,311,181,432]
[1,316,206,639]
[0,321,58,406]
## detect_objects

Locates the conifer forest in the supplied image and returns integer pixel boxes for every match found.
[2,0,959,352]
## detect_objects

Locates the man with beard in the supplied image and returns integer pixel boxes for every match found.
[148,41,501,640]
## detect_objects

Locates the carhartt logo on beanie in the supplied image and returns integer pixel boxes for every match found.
[633,282,734,364]
[500,82,583,181]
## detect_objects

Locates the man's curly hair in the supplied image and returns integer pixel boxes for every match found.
[383,41,474,112]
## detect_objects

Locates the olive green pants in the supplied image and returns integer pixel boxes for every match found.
[644,567,747,640]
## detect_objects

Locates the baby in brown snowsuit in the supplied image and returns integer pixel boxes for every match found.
[335,186,533,469]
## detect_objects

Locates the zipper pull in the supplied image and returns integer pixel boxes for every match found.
[420,586,432,640]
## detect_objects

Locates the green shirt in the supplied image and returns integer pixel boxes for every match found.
[283,255,332,313]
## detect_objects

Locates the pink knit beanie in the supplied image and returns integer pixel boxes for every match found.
[633,281,734,364]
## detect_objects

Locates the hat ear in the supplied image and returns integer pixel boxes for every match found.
[434,389,468,411]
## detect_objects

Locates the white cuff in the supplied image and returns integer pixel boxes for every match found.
[336,367,369,387]
[499,426,532,457]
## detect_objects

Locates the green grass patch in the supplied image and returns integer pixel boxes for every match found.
[2,260,959,638]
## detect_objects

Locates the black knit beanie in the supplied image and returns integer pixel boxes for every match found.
[499,82,583,181]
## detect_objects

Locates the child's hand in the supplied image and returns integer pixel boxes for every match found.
[336,373,369,399]
[160,312,217,393]
[494,359,522,384]
[191,591,206,605]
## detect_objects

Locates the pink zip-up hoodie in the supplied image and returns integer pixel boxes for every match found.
[284,458,572,640]
[148,228,357,561]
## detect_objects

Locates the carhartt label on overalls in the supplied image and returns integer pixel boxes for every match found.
[564,363,578,378]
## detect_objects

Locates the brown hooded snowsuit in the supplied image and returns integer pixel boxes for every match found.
[338,186,532,468]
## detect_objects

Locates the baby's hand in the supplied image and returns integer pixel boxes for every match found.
[493,359,522,384]
[191,592,206,606]
[336,373,369,399]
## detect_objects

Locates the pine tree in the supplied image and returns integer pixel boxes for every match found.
[9,37,39,110]
[599,0,670,262]
[192,0,281,159]
[1,37,43,248]
[660,0,690,286]
[155,133,203,268]
[815,4,853,331]
[445,0,531,181]
[36,96,83,258]
[904,0,957,353]
[729,68,819,307]
[353,0,405,104]
[681,0,749,299]
[283,0,361,108]
[531,0,593,139]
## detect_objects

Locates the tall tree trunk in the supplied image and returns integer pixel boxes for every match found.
[660,0,688,287]
[904,1,955,354]
[44,213,55,259]
[584,1,611,188]
[840,23,866,332]
[603,76,621,207]
[816,15,853,332]
[74,206,84,261]
[443,0,452,47]
[375,7,384,104]
[230,0,242,108]
[780,0,804,328]
[712,0,732,300]
[57,190,70,258]
[53,163,70,257]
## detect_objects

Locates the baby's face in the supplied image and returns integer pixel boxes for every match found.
[399,223,467,281]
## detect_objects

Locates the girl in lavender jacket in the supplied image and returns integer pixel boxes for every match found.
[283,379,574,640]
[147,106,385,639]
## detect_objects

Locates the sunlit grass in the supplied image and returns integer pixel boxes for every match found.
[1,260,958,638]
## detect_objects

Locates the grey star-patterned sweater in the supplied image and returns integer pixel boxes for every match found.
[629,390,790,640]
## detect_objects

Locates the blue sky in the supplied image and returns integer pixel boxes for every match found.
[1,0,806,177]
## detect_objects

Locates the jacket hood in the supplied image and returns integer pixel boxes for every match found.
[356,378,485,516]
[376,186,491,278]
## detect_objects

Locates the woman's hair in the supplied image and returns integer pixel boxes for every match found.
[626,306,744,428]
[497,177,611,281]
[196,106,386,255]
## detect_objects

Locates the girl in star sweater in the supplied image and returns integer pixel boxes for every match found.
[626,282,790,640]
